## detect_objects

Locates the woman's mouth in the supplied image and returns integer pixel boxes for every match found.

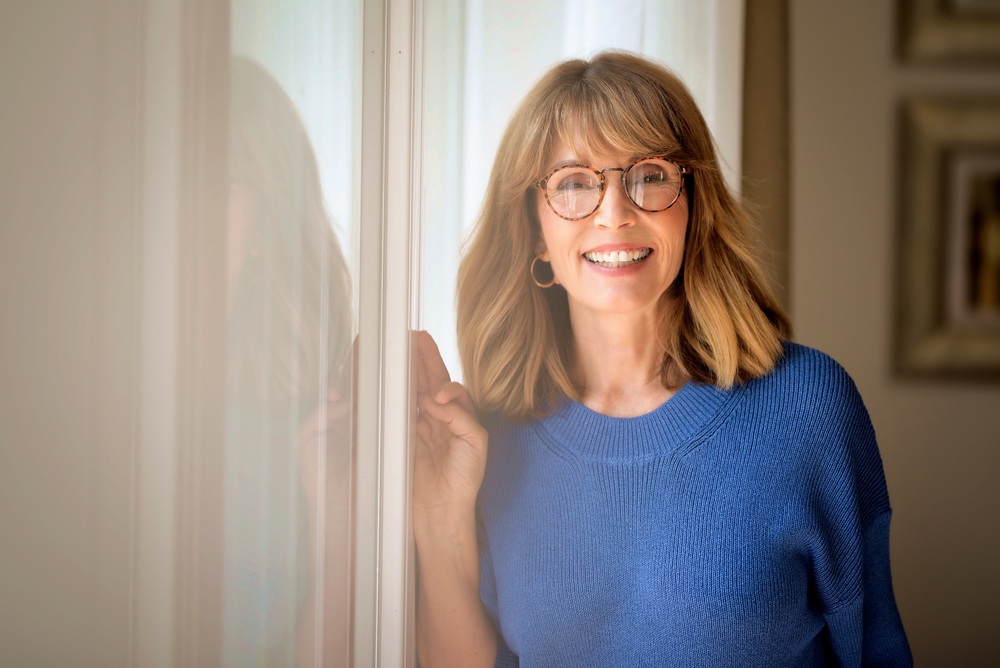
[583,248,651,268]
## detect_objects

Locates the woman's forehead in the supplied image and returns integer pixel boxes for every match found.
[543,107,677,167]
[543,134,647,170]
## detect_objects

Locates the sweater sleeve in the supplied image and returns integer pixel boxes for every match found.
[824,510,912,667]
[803,358,912,667]
[478,518,519,668]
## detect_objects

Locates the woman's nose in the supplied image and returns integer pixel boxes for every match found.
[592,175,637,230]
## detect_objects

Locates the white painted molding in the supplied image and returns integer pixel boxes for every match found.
[381,0,420,663]
[355,0,420,664]
[354,0,387,664]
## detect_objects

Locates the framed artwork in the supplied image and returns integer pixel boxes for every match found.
[896,97,1000,376]
[898,0,1000,63]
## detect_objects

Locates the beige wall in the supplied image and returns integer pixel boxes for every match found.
[0,2,230,664]
[790,2,1000,665]
[0,3,140,665]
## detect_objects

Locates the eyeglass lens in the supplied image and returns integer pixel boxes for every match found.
[544,158,682,220]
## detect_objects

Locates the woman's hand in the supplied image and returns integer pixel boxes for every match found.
[413,331,489,534]
[295,388,353,508]
[412,331,497,668]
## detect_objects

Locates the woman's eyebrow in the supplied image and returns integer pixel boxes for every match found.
[545,158,586,171]
[547,153,651,171]
[550,156,586,169]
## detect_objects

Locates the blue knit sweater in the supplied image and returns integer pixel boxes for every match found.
[476,343,912,667]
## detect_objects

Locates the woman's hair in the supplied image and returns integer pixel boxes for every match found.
[228,57,353,414]
[456,51,791,421]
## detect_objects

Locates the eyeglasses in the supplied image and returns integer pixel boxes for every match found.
[535,157,688,221]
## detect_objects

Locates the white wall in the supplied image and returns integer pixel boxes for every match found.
[790,2,1000,664]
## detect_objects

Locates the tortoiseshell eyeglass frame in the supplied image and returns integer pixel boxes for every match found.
[534,156,689,221]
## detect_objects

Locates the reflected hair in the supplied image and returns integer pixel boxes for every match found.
[229,57,353,414]
[456,51,791,421]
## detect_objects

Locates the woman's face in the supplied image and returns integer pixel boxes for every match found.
[536,140,689,321]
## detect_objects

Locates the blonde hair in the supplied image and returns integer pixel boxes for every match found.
[229,57,353,414]
[456,51,790,421]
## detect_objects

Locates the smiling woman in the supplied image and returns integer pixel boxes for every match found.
[457,52,789,421]
[412,51,913,668]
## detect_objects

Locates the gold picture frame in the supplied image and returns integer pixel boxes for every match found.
[896,97,1000,376]
[898,0,1000,63]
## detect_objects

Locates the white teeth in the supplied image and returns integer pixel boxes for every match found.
[583,248,651,267]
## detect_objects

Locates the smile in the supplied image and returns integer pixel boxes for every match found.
[583,248,651,268]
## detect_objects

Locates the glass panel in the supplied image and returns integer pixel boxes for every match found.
[226,2,363,666]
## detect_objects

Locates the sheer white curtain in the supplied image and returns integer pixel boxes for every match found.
[420,0,746,379]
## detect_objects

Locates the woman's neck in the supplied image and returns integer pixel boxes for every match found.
[569,303,676,418]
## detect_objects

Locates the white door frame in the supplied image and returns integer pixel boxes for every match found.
[356,0,421,665]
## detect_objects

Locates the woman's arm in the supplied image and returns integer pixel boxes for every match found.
[413,332,498,668]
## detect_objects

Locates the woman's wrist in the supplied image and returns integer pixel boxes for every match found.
[414,513,483,607]
[413,501,477,545]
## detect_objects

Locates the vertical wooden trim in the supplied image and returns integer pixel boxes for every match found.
[742,0,792,315]
[173,0,229,665]
[354,0,420,664]
[355,0,388,665]
[379,0,419,663]
[716,0,748,192]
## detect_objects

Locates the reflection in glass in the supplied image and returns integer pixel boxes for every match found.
[224,57,354,667]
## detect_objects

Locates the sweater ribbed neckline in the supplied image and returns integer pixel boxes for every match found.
[535,380,738,462]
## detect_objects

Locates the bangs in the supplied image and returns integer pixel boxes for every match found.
[546,62,688,165]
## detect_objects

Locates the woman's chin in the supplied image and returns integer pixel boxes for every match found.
[567,289,664,320]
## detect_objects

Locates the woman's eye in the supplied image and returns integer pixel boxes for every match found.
[555,176,594,191]
[631,160,679,188]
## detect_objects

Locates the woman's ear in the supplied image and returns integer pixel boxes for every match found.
[534,241,549,262]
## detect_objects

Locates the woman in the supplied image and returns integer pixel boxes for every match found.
[413,52,912,667]
[226,57,354,667]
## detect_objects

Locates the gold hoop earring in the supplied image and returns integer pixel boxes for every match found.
[530,255,556,289]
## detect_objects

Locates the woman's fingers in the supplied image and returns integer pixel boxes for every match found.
[416,336,431,395]
[323,389,352,425]
[295,390,351,441]
[417,331,451,391]
[418,395,487,451]
[414,394,488,505]
[416,332,475,415]
[413,332,487,507]
[433,381,476,415]
[416,402,450,448]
